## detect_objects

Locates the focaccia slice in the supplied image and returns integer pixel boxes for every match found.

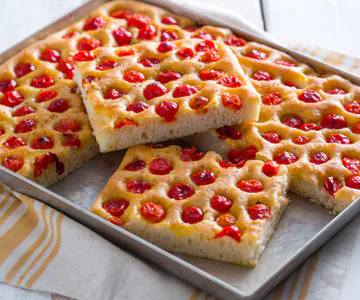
[188,70,360,213]
[0,39,99,187]
[91,144,288,266]
[74,39,260,152]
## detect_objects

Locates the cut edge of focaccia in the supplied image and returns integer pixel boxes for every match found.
[91,202,286,266]
[33,144,100,188]
[90,144,289,266]
[78,94,247,153]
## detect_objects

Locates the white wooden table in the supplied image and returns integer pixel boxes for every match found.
[0,1,359,299]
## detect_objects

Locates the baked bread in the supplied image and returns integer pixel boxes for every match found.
[73,39,260,152]
[187,46,360,213]
[90,144,288,266]
[0,38,99,187]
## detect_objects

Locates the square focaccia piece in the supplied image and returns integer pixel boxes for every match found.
[74,39,261,152]
[91,144,288,266]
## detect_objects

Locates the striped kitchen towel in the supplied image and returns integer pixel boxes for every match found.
[289,42,360,76]
[0,183,194,299]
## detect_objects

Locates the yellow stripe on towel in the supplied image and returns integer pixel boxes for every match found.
[0,196,38,265]
[5,204,48,283]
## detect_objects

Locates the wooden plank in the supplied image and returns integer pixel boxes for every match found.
[263,0,359,58]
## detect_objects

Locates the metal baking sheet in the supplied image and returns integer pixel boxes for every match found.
[1,1,360,299]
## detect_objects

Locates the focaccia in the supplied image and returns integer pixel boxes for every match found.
[73,39,260,152]
[0,39,99,187]
[91,144,288,266]
[187,48,360,213]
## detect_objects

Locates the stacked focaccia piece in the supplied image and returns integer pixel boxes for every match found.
[1,0,360,266]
